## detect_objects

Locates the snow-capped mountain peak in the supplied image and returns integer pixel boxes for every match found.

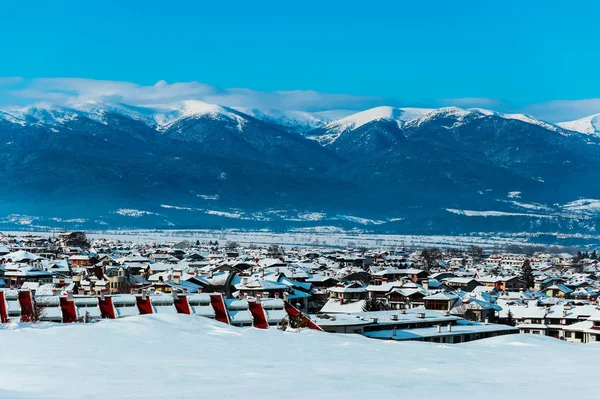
[0,100,249,131]
[0,105,79,127]
[557,113,600,136]
[234,107,350,133]
[323,106,434,132]
[146,100,246,130]
[470,108,563,133]
[407,106,479,128]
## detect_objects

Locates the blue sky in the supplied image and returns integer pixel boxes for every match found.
[1,0,599,121]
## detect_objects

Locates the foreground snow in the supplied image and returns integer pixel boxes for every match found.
[0,315,598,398]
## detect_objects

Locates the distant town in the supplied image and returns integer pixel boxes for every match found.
[1,230,600,344]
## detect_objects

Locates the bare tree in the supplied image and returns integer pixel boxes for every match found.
[421,247,443,271]
[77,311,91,323]
[279,313,309,330]
[467,245,485,261]
[225,241,239,250]
[30,300,45,323]
[267,244,283,256]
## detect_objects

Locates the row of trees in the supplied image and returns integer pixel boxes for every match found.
[574,250,598,261]
[419,245,486,270]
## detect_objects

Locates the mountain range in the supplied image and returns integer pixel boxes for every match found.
[1,100,600,235]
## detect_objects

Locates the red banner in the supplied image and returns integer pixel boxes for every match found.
[98,296,116,319]
[209,294,230,324]
[59,297,78,323]
[0,291,9,323]
[173,295,191,315]
[18,291,34,323]
[248,301,268,329]
[136,296,154,315]
[284,302,322,331]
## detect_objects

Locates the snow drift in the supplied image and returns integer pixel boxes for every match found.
[0,314,598,398]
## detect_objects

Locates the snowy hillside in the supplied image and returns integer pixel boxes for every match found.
[0,314,597,399]
[234,107,354,133]
[325,106,434,131]
[152,100,247,130]
[3,99,600,234]
[0,101,249,131]
[0,101,590,138]
[308,106,572,146]
[311,106,433,144]
[470,108,562,132]
[558,113,600,136]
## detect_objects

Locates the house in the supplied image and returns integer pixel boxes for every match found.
[386,288,427,309]
[563,311,600,343]
[1,263,53,287]
[430,272,456,281]
[314,309,519,343]
[544,284,574,298]
[366,281,404,301]
[148,253,179,263]
[423,292,460,311]
[235,278,290,300]
[369,267,405,285]
[327,281,368,302]
[0,250,42,264]
[183,252,209,262]
[443,277,481,292]
[397,268,428,283]
[145,262,173,277]
[450,293,501,322]
[160,274,203,294]
[478,276,528,292]
[69,255,96,267]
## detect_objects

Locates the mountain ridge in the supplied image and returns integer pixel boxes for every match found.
[2,101,600,234]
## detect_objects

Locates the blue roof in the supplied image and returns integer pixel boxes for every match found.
[288,289,312,299]
[166,279,202,293]
[279,276,312,291]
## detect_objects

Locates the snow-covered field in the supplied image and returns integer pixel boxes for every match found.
[0,314,597,398]
[4,229,543,249]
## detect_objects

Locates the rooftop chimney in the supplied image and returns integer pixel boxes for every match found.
[436,325,441,333]
[448,324,452,332]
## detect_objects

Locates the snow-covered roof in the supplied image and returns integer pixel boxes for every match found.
[320,298,365,314]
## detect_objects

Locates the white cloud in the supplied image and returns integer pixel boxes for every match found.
[437,97,508,109]
[438,97,600,122]
[4,77,384,112]
[521,99,600,122]
[0,76,23,86]
[2,77,600,122]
